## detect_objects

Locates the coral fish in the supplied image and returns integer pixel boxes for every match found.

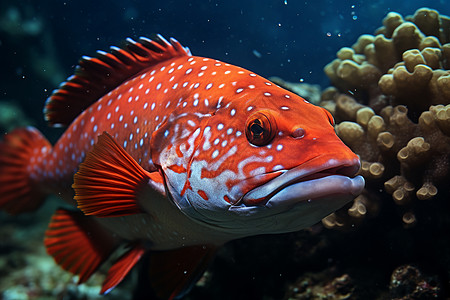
[0,35,364,299]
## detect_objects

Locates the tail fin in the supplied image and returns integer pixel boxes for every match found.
[0,127,51,214]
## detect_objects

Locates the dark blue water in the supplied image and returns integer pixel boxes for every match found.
[11,0,450,85]
[55,1,450,84]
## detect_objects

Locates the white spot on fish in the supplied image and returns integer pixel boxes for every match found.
[217,123,224,130]
[133,116,138,124]
[264,92,271,97]
[281,106,290,110]
[236,88,243,93]
[230,109,236,116]
[186,68,192,74]
[212,150,219,159]
[156,83,162,90]
[277,144,283,151]
[206,83,213,90]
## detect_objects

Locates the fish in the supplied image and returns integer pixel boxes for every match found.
[0,35,364,299]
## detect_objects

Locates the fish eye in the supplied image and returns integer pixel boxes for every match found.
[245,112,276,146]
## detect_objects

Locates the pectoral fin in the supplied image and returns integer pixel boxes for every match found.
[72,132,164,217]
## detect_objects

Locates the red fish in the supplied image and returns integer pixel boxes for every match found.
[0,35,364,298]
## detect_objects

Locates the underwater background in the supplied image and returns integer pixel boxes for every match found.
[1,0,450,299]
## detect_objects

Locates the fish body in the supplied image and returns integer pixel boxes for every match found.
[0,36,364,298]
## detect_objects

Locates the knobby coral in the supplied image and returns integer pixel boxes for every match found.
[320,8,450,229]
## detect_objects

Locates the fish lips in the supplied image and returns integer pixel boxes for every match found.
[239,156,365,209]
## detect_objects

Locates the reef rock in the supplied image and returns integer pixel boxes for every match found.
[317,8,450,229]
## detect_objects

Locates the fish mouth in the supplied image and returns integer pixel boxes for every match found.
[238,155,365,208]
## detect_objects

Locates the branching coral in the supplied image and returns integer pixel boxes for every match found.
[319,8,450,229]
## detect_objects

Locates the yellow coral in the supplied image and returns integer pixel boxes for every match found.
[279,8,450,229]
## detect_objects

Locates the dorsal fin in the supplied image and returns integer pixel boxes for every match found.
[44,35,191,127]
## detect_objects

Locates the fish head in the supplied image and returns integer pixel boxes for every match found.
[153,72,364,238]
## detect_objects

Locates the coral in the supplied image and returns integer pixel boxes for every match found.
[284,271,356,300]
[318,8,450,229]
[389,265,441,299]
[324,8,450,112]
